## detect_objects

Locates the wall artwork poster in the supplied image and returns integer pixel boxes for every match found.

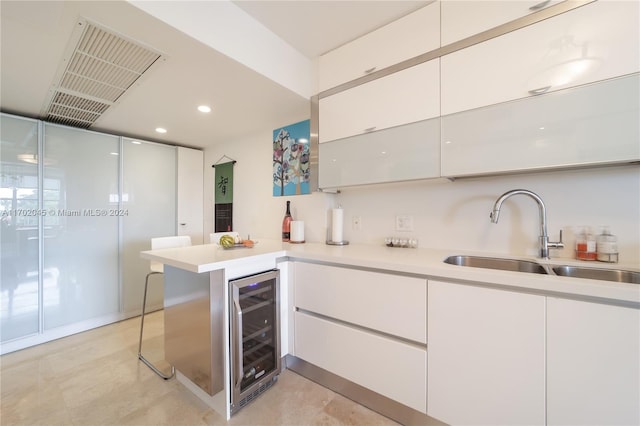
[273,119,310,196]
[214,160,234,232]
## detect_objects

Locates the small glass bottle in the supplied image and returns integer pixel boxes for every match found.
[576,226,597,261]
[281,201,292,242]
[596,226,618,263]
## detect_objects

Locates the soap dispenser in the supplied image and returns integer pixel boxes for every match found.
[575,226,596,261]
[596,226,618,263]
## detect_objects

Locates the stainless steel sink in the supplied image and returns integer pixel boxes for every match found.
[552,265,640,284]
[444,255,549,274]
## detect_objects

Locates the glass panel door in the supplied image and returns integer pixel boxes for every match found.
[42,124,119,329]
[121,138,176,316]
[238,278,278,392]
[0,115,40,342]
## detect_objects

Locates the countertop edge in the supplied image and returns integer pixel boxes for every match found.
[141,241,640,306]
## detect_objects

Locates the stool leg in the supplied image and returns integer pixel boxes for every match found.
[138,271,175,380]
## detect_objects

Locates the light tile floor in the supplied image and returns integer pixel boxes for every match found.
[1,311,400,425]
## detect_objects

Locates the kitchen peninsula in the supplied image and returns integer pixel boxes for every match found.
[141,241,640,425]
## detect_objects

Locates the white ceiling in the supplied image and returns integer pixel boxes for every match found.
[0,0,428,149]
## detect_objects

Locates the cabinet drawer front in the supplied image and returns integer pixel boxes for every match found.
[319,117,440,189]
[441,74,640,177]
[294,262,426,343]
[441,1,640,115]
[295,311,427,413]
[319,59,439,144]
[441,0,564,46]
[318,3,439,92]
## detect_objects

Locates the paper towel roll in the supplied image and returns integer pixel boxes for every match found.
[291,221,305,242]
[331,208,344,242]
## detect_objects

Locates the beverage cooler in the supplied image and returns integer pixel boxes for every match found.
[229,269,281,415]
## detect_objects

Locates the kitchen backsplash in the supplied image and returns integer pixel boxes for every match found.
[204,128,640,266]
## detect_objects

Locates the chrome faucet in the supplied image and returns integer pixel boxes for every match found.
[490,189,564,259]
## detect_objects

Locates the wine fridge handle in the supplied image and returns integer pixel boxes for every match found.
[233,295,244,389]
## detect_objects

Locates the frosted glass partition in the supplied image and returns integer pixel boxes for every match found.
[122,138,176,316]
[441,74,640,177]
[42,124,120,330]
[319,118,441,189]
[0,115,40,342]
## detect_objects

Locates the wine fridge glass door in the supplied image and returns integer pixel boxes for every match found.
[230,270,281,414]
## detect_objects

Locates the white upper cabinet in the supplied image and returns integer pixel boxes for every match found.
[318,3,440,93]
[441,0,640,115]
[441,73,640,177]
[319,118,440,189]
[319,59,439,143]
[441,0,564,46]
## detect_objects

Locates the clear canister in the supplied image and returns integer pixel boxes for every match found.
[596,226,618,263]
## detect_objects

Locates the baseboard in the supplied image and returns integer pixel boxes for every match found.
[284,355,447,426]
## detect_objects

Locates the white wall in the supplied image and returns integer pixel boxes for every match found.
[204,129,336,244]
[205,132,639,266]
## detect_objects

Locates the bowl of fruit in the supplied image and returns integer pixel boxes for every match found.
[218,234,255,249]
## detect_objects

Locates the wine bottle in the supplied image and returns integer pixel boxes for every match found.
[282,201,292,242]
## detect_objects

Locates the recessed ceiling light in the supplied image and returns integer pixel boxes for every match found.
[198,105,211,113]
[155,127,167,134]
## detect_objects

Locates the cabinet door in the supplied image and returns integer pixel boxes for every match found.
[547,298,640,425]
[295,311,427,413]
[0,115,40,342]
[427,281,545,425]
[318,3,439,92]
[441,74,640,177]
[294,262,426,343]
[122,139,176,315]
[441,0,564,46]
[318,117,440,189]
[441,1,640,115]
[177,147,203,245]
[42,124,120,330]
[319,59,439,144]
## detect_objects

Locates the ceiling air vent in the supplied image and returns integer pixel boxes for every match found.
[42,19,163,128]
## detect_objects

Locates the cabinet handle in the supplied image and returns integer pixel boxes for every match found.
[528,86,552,95]
[179,223,187,226]
[364,67,377,74]
[364,127,377,133]
[529,0,551,11]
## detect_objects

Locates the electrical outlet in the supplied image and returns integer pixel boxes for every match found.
[352,215,362,230]
[395,215,414,232]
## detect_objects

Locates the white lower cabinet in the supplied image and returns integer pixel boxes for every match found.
[294,262,426,343]
[295,311,427,413]
[547,298,640,425]
[427,280,546,425]
[292,262,427,413]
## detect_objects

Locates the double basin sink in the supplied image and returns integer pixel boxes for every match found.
[444,255,640,284]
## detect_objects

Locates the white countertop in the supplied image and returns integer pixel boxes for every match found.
[141,240,640,305]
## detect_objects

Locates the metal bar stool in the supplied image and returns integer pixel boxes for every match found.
[138,235,191,379]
